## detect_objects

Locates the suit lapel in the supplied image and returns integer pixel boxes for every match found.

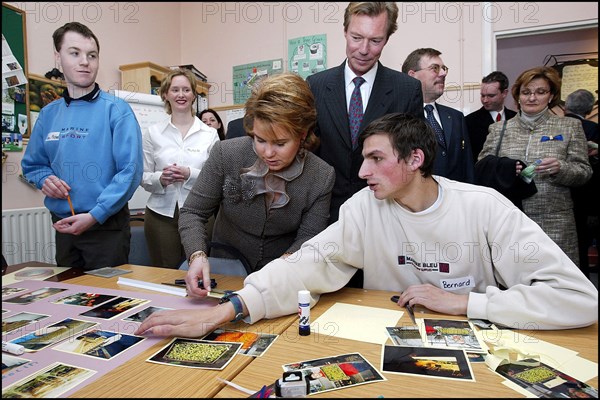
[363,65,393,128]
[324,64,352,148]
[481,107,494,124]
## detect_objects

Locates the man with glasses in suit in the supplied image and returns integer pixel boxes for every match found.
[402,48,474,183]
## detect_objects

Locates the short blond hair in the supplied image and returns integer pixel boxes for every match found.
[159,68,198,115]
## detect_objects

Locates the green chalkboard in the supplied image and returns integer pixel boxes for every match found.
[2,3,30,141]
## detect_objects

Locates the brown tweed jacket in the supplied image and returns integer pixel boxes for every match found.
[179,136,335,271]
[479,111,591,263]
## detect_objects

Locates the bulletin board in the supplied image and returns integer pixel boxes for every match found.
[2,3,29,139]
[232,58,283,105]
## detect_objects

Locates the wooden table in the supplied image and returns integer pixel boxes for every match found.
[214,287,599,398]
[4,264,597,398]
[58,264,296,398]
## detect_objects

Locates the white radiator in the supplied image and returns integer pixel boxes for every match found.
[2,207,56,265]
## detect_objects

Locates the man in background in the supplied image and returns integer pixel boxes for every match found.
[565,88,599,279]
[22,22,142,270]
[466,71,517,160]
[225,117,246,139]
[306,2,423,225]
[402,48,474,183]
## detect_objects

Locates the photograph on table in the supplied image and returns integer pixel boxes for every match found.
[386,326,424,347]
[421,318,487,354]
[146,338,241,370]
[381,345,475,381]
[283,352,386,395]
[79,296,150,320]
[53,329,146,360]
[2,354,32,376]
[9,318,98,352]
[3,287,68,305]
[201,328,279,357]
[1,362,96,398]
[2,287,27,297]
[2,311,50,335]
[52,292,116,307]
[123,305,173,323]
[494,358,598,398]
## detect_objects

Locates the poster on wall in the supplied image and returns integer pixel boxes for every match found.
[288,34,327,79]
[232,59,283,105]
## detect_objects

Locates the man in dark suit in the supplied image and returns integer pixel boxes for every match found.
[402,48,474,183]
[225,117,246,139]
[465,71,517,160]
[306,2,423,225]
[565,88,599,278]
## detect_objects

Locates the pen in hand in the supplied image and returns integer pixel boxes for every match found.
[173,278,216,289]
[66,194,75,216]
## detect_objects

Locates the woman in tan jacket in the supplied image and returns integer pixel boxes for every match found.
[479,66,592,265]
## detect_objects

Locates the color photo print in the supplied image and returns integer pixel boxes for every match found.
[79,296,150,320]
[495,359,598,398]
[2,311,50,335]
[201,328,279,357]
[123,305,173,323]
[53,329,146,360]
[2,362,96,398]
[146,338,241,370]
[283,352,386,395]
[422,318,486,354]
[381,345,475,381]
[51,292,116,307]
[9,318,98,352]
[3,287,68,305]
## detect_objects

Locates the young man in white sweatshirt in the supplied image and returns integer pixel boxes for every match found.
[136,113,597,338]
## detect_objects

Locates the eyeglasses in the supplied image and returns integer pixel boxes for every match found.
[418,64,449,75]
[520,89,550,97]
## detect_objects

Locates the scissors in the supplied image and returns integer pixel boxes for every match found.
[391,295,417,325]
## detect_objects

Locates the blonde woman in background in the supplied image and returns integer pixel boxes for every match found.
[141,68,219,268]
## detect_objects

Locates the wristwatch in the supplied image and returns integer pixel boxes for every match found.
[219,292,245,323]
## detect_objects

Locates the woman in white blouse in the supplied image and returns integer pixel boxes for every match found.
[141,68,219,268]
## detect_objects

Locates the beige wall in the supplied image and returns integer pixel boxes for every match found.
[2,2,598,211]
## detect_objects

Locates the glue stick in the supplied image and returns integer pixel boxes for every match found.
[298,290,311,336]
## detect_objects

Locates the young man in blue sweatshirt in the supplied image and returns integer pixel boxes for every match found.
[22,22,142,270]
